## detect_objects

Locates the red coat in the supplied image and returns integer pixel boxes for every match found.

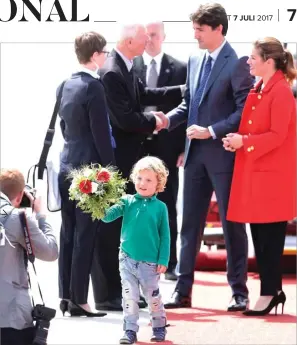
[227,70,296,223]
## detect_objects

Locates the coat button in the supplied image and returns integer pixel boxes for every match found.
[252,106,255,110]
[248,120,253,124]
[251,146,254,150]
[258,95,262,99]
[247,147,251,152]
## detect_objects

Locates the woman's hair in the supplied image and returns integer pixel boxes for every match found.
[75,31,107,64]
[130,156,169,193]
[0,169,25,200]
[254,37,297,85]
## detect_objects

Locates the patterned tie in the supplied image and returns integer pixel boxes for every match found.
[188,55,213,126]
[145,59,158,113]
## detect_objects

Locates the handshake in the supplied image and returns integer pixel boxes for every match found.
[151,111,169,132]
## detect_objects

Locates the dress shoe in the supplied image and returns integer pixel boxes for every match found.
[96,296,147,311]
[95,298,122,311]
[164,292,191,309]
[164,270,177,281]
[227,295,249,312]
[139,295,148,308]
[243,292,286,316]
[68,301,106,317]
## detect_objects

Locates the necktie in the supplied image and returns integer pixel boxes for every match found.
[188,55,212,126]
[145,59,158,113]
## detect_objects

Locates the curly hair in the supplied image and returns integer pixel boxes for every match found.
[130,156,169,193]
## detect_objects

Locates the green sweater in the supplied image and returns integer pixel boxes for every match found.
[102,193,170,266]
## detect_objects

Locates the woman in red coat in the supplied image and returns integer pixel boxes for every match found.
[222,37,297,316]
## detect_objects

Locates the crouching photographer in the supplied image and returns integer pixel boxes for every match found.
[0,169,58,345]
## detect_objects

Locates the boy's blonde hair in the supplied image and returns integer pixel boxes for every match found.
[130,156,169,193]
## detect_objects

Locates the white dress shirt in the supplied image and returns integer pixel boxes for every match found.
[78,66,100,79]
[143,51,164,83]
[114,48,133,71]
[205,39,227,139]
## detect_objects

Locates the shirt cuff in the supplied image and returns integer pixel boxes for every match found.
[180,85,186,97]
[208,126,216,139]
[166,117,171,130]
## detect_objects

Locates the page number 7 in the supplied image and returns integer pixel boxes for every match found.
[287,9,296,21]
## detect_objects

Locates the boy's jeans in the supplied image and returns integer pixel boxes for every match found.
[119,251,166,332]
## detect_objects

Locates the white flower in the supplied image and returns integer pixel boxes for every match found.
[70,180,77,190]
[91,182,98,193]
[83,168,93,177]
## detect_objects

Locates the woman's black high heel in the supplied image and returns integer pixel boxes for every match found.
[277,291,286,314]
[59,300,69,316]
[243,293,286,316]
[68,301,107,317]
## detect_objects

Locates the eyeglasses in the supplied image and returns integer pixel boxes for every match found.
[102,50,110,57]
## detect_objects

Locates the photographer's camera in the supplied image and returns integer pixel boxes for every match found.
[32,305,56,345]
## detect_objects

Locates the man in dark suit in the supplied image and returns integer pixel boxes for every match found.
[133,21,187,280]
[92,22,184,311]
[157,4,255,311]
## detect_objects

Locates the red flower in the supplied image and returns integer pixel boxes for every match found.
[96,169,111,183]
[79,179,92,194]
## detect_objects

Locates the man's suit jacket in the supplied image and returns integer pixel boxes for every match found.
[167,41,255,170]
[99,49,182,179]
[133,53,187,158]
[58,72,115,171]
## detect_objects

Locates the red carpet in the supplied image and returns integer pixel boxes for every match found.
[195,250,296,273]
[137,272,296,344]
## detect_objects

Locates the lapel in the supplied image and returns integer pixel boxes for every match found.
[192,52,205,96]
[111,49,136,101]
[200,42,231,103]
[133,56,147,85]
[157,54,173,87]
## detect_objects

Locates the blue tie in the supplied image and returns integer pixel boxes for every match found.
[188,55,212,126]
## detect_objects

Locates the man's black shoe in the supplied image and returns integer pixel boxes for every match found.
[95,297,122,311]
[164,270,177,281]
[164,292,191,309]
[227,295,249,312]
[96,296,147,311]
[139,295,148,308]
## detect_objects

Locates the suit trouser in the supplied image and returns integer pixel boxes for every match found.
[142,136,179,270]
[157,165,179,269]
[250,222,287,296]
[91,219,122,302]
[58,171,99,304]
[176,143,248,298]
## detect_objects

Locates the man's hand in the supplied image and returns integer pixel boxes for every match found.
[176,153,185,167]
[157,265,167,274]
[153,111,169,131]
[186,125,211,140]
[24,188,45,216]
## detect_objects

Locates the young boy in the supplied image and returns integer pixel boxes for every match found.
[102,156,170,344]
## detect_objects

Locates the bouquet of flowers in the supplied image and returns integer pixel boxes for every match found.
[68,164,126,220]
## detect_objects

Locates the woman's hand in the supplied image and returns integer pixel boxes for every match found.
[222,133,244,151]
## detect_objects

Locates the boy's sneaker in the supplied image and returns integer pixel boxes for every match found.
[151,327,167,342]
[119,330,137,344]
